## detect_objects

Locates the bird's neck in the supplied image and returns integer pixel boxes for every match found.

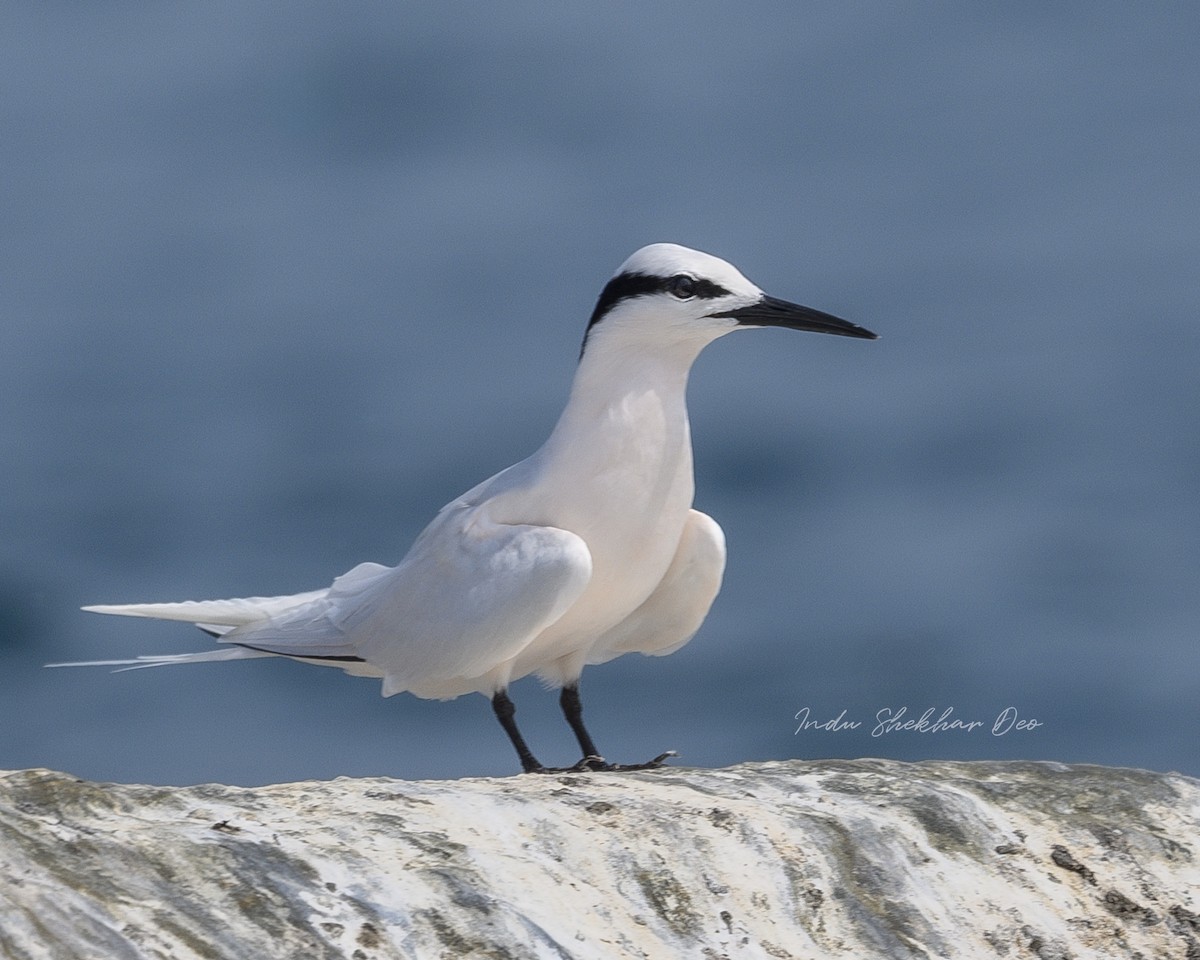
[534,340,702,507]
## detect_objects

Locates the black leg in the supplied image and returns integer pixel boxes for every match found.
[559,682,676,772]
[491,690,545,774]
[559,683,603,761]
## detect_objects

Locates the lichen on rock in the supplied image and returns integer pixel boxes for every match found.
[1,759,1198,959]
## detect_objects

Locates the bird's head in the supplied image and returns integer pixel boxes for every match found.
[580,243,876,359]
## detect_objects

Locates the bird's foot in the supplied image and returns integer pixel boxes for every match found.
[523,751,677,774]
[526,756,605,774]
[576,750,678,772]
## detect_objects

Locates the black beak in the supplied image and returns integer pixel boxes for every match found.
[713,295,877,339]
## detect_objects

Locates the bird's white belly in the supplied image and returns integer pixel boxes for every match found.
[507,468,694,679]
[466,377,698,685]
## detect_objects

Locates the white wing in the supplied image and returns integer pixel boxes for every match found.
[212,503,593,697]
[78,564,390,637]
[81,585,338,631]
[70,493,593,699]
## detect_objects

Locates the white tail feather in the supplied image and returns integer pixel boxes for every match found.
[46,647,274,671]
[48,645,383,680]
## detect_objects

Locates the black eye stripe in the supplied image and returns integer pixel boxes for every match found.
[586,273,663,330]
[580,271,735,357]
[585,272,731,330]
[689,278,729,299]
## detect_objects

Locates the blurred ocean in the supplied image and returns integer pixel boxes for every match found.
[3,3,1197,785]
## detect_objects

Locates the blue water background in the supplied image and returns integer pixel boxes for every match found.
[3,3,1198,784]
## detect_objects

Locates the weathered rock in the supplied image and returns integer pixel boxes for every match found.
[1,760,1198,959]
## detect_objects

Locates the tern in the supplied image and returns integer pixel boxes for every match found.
[57,243,876,773]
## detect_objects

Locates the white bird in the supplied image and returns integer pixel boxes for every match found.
[55,243,876,773]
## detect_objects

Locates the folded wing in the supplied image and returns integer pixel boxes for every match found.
[71,508,593,700]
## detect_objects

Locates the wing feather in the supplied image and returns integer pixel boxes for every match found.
[81,589,327,627]
[210,509,591,696]
[71,502,591,700]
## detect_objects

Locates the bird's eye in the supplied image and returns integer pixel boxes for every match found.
[667,275,697,299]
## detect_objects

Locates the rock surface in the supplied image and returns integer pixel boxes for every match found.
[1,760,1198,959]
